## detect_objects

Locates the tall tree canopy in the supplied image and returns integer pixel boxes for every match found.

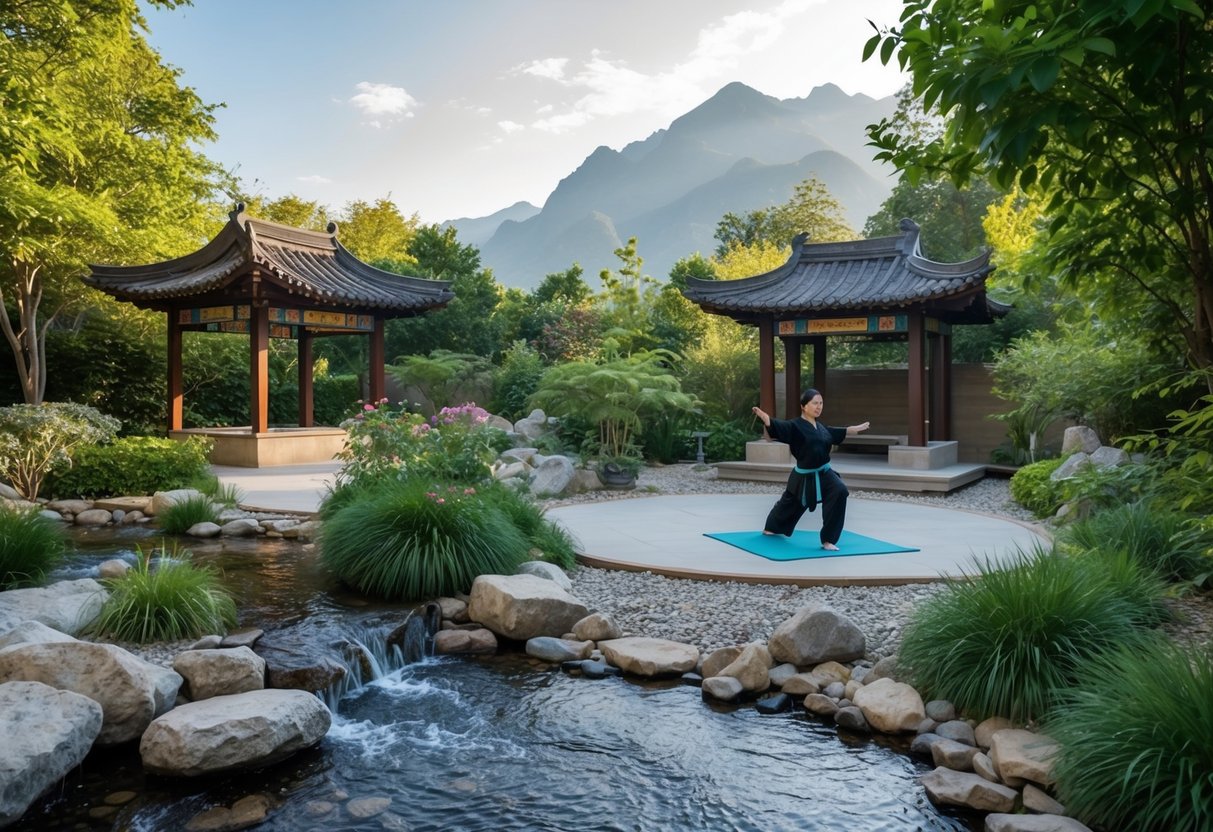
[866,0,1213,381]
[714,176,854,257]
[1,0,223,403]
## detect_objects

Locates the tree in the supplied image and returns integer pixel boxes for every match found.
[863,176,1002,262]
[240,193,328,230]
[597,237,660,354]
[336,197,419,265]
[408,224,481,279]
[1,0,223,403]
[712,177,854,260]
[533,264,592,306]
[866,0,1213,383]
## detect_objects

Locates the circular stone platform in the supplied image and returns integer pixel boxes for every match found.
[547,495,1049,586]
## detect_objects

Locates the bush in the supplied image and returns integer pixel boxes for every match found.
[1047,638,1213,832]
[0,507,66,589]
[1059,501,1210,584]
[491,341,546,421]
[1008,457,1067,517]
[704,418,758,462]
[0,403,120,499]
[90,542,237,643]
[478,484,578,570]
[638,413,695,464]
[158,494,220,535]
[898,546,1163,722]
[47,436,212,500]
[320,478,531,600]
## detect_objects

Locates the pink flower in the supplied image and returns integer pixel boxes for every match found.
[363,403,375,412]
[435,498,445,505]
[464,487,476,495]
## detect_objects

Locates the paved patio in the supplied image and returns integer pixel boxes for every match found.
[213,462,1049,587]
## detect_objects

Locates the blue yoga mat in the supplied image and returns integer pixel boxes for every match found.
[704,530,919,561]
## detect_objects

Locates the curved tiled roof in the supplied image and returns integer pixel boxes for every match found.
[84,206,453,314]
[682,219,1007,324]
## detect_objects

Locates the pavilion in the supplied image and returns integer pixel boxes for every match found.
[681,218,1008,488]
[84,204,453,466]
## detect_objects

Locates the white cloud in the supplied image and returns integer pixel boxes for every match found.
[296,174,332,184]
[348,82,419,127]
[517,57,569,81]
[497,120,525,134]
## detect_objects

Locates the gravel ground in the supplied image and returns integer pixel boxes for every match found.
[546,464,1213,658]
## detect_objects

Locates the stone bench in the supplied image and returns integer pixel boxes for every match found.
[840,434,908,448]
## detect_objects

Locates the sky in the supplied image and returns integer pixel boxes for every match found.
[144,1,909,225]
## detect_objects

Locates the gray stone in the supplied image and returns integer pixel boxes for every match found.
[920,767,1017,813]
[910,732,941,758]
[599,637,699,678]
[219,519,260,537]
[499,448,538,465]
[0,578,107,636]
[436,597,469,623]
[149,488,205,516]
[802,693,838,717]
[866,655,899,683]
[701,676,744,702]
[1089,445,1128,469]
[936,719,977,746]
[254,642,346,693]
[767,606,865,666]
[768,663,799,687]
[346,796,392,819]
[184,793,272,832]
[755,693,792,714]
[1060,426,1101,455]
[571,612,621,642]
[74,509,112,526]
[985,814,1093,832]
[190,635,224,650]
[701,646,744,680]
[140,689,331,776]
[45,499,91,515]
[0,620,77,650]
[220,629,264,649]
[834,706,870,731]
[1050,452,1091,481]
[513,410,551,442]
[931,737,981,772]
[515,560,573,592]
[97,559,130,579]
[972,751,999,782]
[494,461,530,481]
[1022,783,1066,815]
[525,637,593,663]
[187,522,222,538]
[925,699,956,722]
[0,681,103,827]
[989,729,1060,787]
[529,455,576,497]
[433,628,497,655]
[467,574,588,641]
[173,647,266,701]
[852,677,925,733]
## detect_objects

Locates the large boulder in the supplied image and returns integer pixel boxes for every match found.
[0,620,77,650]
[767,606,865,666]
[529,456,575,497]
[988,729,1060,787]
[433,628,497,655]
[0,641,181,745]
[0,681,103,827]
[598,637,699,678]
[173,647,266,701]
[513,409,553,442]
[254,640,346,694]
[139,689,331,777]
[149,488,205,516]
[852,677,926,734]
[467,574,588,641]
[1060,426,1101,456]
[716,642,773,692]
[920,767,1018,812]
[985,814,1094,832]
[571,612,621,642]
[515,561,573,592]
[0,579,108,636]
[1050,452,1091,481]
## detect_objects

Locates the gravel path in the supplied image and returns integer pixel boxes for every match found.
[545,464,1212,658]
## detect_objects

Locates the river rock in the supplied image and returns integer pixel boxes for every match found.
[985,814,1094,832]
[803,693,839,717]
[525,637,592,663]
[513,409,552,442]
[97,559,130,579]
[599,637,699,678]
[851,677,925,733]
[44,499,91,515]
[767,606,865,665]
[700,646,743,679]
[972,751,999,782]
[254,641,346,694]
[768,663,799,687]
[920,767,1018,812]
[717,642,772,692]
[1022,783,1066,815]
[433,628,497,655]
[1050,452,1091,481]
[140,689,331,776]
[514,561,573,592]
[988,729,1059,787]
[74,509,112,526]
[701,675,744,702]
[925,699,956,722]
[184,793,273,832]
[0,641,181,745]
[1089,445,1128,469]
[220,629,264,649]
[529,455,575,497]
[173,647,266,700]
[0,681,104,827]
[467,574,588,641]
[834,705,870,732]
[930,737,981,771]
[0,578,108,636]
[571,612,621,642]
[220,519,260,537]
[975,716,1016,748]
[188,522,222,538]
[780,672,821,696]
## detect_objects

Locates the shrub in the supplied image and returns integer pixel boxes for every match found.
[898,545,1162,722]
[47,436,212,500]
[491,341,546,421]
[1059,501,1209,583]
[478,484,578,570]
[0,506,66,589]
[704,418,758,462]
[158,494,220,535]
[1008,456,1067,517]
[1047,638,1213,832]
[0,403,120,499]
[320,479,530,600]
[90,542,237,643]
[638,413,695,463]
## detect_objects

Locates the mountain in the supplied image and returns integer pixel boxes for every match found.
[442,200,540,248]
[465,82,897,290]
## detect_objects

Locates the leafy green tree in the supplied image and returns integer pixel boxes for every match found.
[533,264,592,305]
[866,0,1213,382]
[388,269,504,359]
[245,193,328,230]
[387,350,494,412]
[1,0,223,403]
[407,224,481,279]
[713,209,781,258]
[336,197,419,265]
[598,237,660,354]
[863,176,1002,262]
[713,177,854,257]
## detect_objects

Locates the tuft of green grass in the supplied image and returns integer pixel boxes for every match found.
[898,545,1165,722]
[1047,637,1213,832]
[320,478,531,600]
[158,494,220,534]
[0,506,66,589]
[189,473,244,509]
[478,484,579,570]
[1059,501,1208,583]
[90,541,236,643]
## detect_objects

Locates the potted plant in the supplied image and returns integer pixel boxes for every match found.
[530,350,699,489]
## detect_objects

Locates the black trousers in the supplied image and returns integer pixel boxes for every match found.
[763,467,849,545]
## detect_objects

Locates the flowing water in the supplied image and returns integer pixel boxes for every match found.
[11,527,980,831]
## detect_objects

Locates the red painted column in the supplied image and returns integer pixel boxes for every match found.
[250,304,269,434]
[783,337,801,418]
[908,311,927,446]
[298,330,314,428]
[167,312,183,432]
[369,317,386,404]
[759,318,776,420]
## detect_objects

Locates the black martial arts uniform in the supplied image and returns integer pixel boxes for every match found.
[762,417,849,545]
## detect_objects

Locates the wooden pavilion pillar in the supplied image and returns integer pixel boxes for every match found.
[810,336,827,399]
[758,318,776,420]
[167,313,183,431]
[250,304,269,433]
[782,337,801,419]
[907,310,928,446]
[298,330,314,428]
[368,317,386,404]
[930,328,953,440]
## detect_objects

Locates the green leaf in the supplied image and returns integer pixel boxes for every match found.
[1081,37,1117,55]
[1027,57,1061,92]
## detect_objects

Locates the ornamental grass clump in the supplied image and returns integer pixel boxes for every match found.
[1059,500,1208,584]
[0,506,66,589]
[478,484,578,570]
[320,478,530,601]
[157,494,220,535]
[91,542,237,643]
[1046,638,1213,832]
[897,545,1163,723]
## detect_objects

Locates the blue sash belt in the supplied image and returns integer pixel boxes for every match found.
[793,462,831,507]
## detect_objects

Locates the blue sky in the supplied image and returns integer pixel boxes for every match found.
[144,1,908,224]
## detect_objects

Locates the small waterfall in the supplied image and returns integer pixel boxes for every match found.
[322,602,442,713]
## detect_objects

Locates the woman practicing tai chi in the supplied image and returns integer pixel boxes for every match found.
[752,389,870,550]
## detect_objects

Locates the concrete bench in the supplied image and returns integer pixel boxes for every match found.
[841,434,908,448]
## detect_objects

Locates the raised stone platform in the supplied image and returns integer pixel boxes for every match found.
[171,427,346,468]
